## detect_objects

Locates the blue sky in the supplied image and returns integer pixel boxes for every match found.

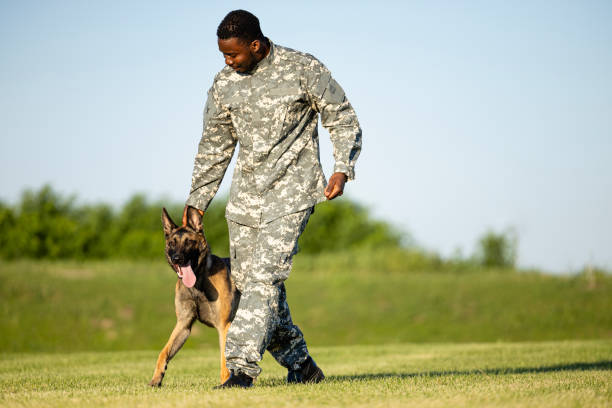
[1,1,611,273]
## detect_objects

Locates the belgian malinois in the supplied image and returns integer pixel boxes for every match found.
[149,206,240,387]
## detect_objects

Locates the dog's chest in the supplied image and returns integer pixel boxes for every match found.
[190,289,218,327]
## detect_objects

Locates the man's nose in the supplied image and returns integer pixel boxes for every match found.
[225,56,233,66]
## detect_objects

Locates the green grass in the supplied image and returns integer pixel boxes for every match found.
[1,341,610,407]
[1,258,610,406]
[1,257,611,352]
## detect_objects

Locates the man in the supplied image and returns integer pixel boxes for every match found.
[186,9,361,388]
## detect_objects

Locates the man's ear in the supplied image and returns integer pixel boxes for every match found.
[161,207,177,237]
[250,39,260,52]
[186,206,203,233]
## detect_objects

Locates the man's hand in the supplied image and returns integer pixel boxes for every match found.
[324,172,347,200]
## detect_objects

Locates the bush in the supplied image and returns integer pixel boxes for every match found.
[476,228,518,268]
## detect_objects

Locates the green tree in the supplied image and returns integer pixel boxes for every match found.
[299,199,402,254]
[476,228,518,268]
[11,185,80,258]
[0,186,405,260]
[0,202,17,257]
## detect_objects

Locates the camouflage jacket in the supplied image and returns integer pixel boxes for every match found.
[186,40,362,227]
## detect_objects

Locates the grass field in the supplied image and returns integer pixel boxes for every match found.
[1,341,611,407]
[1,258,610,351]
[1,259,610,406]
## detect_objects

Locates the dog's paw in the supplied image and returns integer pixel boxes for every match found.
[149,376,163,387]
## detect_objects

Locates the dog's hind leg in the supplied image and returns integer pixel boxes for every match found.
[149,315,195,387]
[217,322,231,383]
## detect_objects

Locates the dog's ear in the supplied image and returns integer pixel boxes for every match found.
[186,206,203,233]
[161,207,177,237]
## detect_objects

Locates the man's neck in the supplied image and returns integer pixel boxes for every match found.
[256,38,271,63]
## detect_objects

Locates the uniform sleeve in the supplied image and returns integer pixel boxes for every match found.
[185,79,237,211]
[305,60,362,181]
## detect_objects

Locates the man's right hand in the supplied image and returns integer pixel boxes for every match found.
[324,172,347,200]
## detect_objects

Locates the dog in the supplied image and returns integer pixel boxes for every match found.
[149,206,240,387]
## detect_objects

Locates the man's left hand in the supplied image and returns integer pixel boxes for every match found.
[324,172,347,200]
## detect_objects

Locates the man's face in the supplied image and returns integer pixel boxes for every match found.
[218,37,258,73]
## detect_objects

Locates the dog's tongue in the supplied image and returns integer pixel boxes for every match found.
[179,265,196,288]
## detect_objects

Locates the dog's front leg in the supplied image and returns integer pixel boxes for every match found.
[149,316,195,387]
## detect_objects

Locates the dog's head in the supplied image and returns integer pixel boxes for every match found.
[161,206,212,288]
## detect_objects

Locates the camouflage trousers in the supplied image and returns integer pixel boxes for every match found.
[225,208,313,379]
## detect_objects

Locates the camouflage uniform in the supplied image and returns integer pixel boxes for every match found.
[186,40,361,378]
[225,208,312,377]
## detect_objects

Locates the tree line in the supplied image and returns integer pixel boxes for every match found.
[0,185,403,260]
[0,185,519,269]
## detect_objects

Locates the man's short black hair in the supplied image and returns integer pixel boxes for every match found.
[217,10,265,43]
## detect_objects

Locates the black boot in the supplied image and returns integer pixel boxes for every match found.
[214,371,254,389]
[287,356,325,384]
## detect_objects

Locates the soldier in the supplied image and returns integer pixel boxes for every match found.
[186,9,362,388]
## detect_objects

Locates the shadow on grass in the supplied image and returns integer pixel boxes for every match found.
[327,360,612,382]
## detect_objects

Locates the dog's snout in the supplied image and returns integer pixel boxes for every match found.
[171,253,183,264]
